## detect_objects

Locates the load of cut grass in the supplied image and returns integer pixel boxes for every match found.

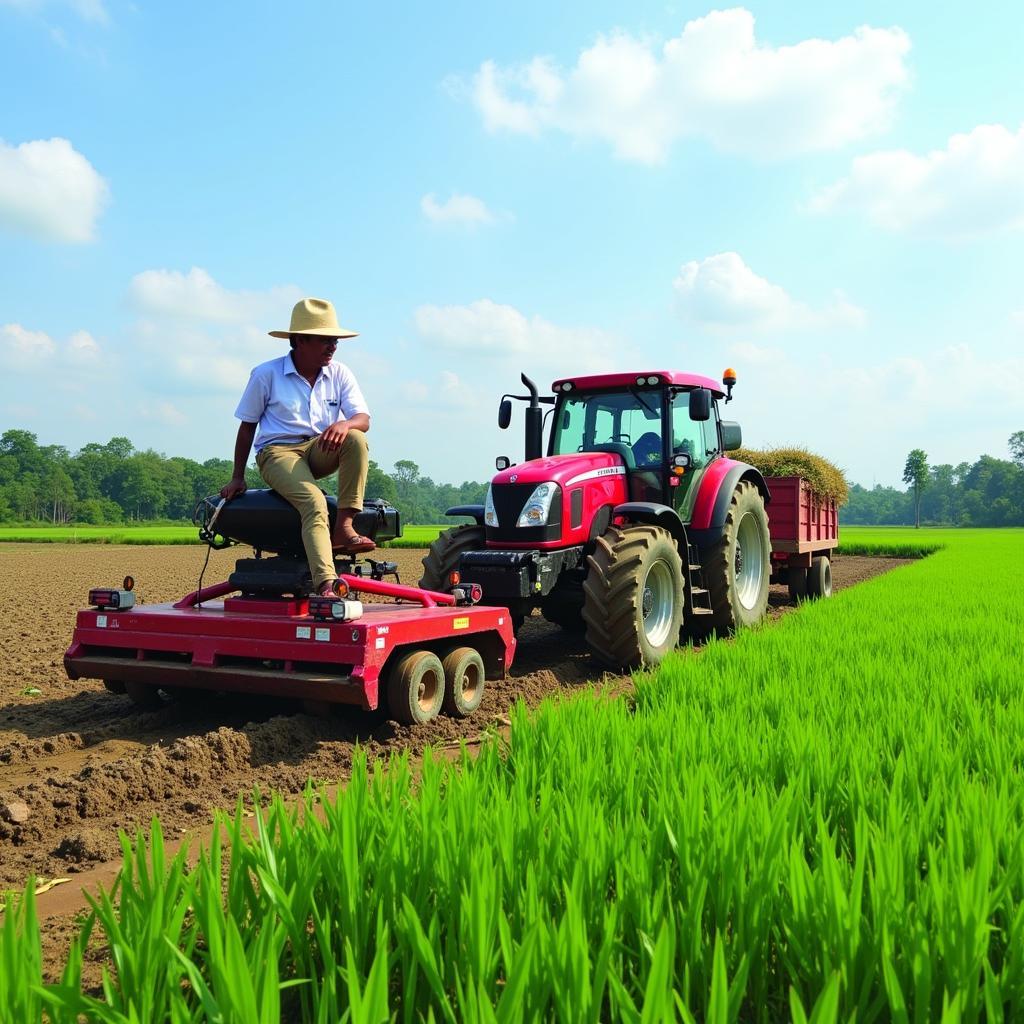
[734,445,849,505]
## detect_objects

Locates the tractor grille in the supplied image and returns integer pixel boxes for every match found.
[487,482,562,543]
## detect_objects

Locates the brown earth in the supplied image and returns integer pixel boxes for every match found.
[1,544,911,934]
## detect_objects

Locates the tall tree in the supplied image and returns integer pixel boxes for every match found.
[902,448,930,528]
[1010,431,1024,468]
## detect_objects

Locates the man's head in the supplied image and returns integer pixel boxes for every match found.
[290,333,339,369]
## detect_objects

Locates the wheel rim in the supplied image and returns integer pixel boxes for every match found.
[461,659,482,703]
[417,665,440,713]
[641,558,676,648]
[734,511,765,610]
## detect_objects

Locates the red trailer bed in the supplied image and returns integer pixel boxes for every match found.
[764,475,838,598]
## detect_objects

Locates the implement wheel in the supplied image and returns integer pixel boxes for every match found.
[787,566,809,603]
[419,524,485,592]
[806,555,832,599]
[124,681,162,709]
[387,650,445,725]
[701,481,770,634]
[102,679,127,695]
[582,524,684,669]
[441,646,486,718]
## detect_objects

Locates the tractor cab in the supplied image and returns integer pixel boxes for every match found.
[547,371,732,521]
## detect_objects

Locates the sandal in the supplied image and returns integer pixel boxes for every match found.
[332,534,376,555]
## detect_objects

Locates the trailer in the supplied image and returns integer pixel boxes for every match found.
[763,475,839,602]
[64,492,516,725]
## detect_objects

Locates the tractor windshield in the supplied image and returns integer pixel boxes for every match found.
[551,390,665,467]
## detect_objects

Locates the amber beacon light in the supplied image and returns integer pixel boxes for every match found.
[723,367,737,402]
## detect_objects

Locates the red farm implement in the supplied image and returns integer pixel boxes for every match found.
[64,492,515,725]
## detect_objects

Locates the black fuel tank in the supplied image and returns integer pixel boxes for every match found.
[196,490,401,556]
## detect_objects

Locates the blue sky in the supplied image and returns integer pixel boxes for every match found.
[2,1,1022,488]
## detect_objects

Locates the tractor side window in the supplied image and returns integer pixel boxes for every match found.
[671,396,710,470]
[553,398,588,453]
[702,410,720,457]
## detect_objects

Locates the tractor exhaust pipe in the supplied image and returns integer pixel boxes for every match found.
[521,373,543,462]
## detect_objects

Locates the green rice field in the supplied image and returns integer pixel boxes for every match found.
[3,528,1022,1021]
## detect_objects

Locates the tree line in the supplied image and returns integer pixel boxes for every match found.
[0,429,487,525]
[2,427,1023,528]
[846,433,1024,527]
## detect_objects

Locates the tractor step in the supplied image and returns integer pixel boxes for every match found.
[685,544,713,614]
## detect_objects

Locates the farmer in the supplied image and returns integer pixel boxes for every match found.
[220,297,373,597]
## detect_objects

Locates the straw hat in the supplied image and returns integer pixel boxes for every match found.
[269,297,358,339]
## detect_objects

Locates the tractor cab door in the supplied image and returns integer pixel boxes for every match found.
[670,391,721,522]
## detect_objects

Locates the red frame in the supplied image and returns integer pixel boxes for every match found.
[65,578,516,711]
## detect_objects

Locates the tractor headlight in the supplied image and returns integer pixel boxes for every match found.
[484,485,499,527]
[516,483,557,527]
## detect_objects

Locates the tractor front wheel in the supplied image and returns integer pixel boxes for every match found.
[582,524,684,669]
[701,480,771,633]
[419,524,485,593]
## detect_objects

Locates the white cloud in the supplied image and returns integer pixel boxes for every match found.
[673,252,865,333]
[0,323,57,366]
[467,9,910,162]
[0,323,101,370]
[0,137,108,243]
[811,123,1024,238]
[414,298,621,373]
[421,192,502,227]
[129,268,303,325]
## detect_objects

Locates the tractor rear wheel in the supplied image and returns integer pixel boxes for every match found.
[806,555,832,599]
[582,524,684,669]
[701,480,771,634]
[387,649,445,725]
[419,524,485,593]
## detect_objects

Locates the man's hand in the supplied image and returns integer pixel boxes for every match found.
[220,477,248,500]
[317,420,350,452]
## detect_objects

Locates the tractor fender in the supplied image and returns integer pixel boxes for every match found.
[613,501,688,549]
[444,504,484,524]
[687,460,770,550]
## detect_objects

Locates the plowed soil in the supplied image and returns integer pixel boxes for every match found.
[1,544,911,904]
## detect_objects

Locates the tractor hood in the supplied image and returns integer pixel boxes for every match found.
[491,452,626,489]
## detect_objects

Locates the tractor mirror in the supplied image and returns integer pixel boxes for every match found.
[498,398,512,429]
[721,421,742,451]
[688,388,711,421]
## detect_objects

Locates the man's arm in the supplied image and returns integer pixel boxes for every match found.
[317,412,370,452]
[220,421,258,498]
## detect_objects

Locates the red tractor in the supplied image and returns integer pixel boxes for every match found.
[420,369,776,668]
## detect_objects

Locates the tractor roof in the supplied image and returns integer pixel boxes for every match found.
[550,371,726,397]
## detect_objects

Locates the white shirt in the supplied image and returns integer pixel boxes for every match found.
[235,354,370,452]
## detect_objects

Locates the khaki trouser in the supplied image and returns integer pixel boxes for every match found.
[255,429,369,588]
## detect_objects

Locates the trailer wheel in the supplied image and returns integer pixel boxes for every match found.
[787,566,809,603]
[806,556,832,599]
[701,480,771,633]
[440,646,486,717]
[124,681,162,709]
[102,679,127,695]
[582,524,684,669]
[387,650,445,725]
[419,524,485,592]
